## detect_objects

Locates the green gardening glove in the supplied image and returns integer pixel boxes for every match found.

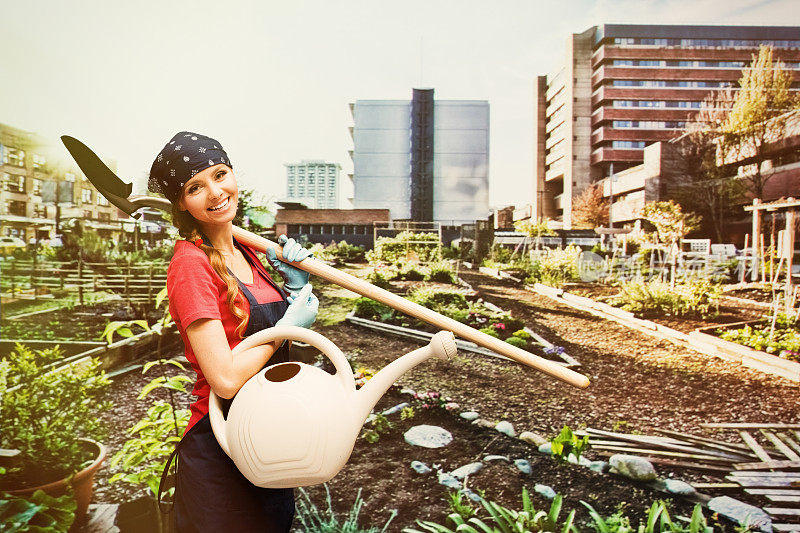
[265,235,312,296]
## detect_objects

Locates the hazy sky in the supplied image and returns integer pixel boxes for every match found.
[1,0,798,210]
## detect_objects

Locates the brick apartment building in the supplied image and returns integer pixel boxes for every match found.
[533,24,800,228]
[275,207,390,248]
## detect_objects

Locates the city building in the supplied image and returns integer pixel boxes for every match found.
[533,24,800,228]
[275,207,390,248]
[350,88,489,226]
[0,122,124,243]
[284,159,344,209]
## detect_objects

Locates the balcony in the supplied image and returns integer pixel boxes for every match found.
[592,45,800,69]
[545,165,565,182]
[591,106,696,126]
[592,86,727,106]
[592,66,742,88]
[591,127,677,145]
[590,148,645,166]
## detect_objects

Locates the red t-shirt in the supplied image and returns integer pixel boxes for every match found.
[167,240,284,433]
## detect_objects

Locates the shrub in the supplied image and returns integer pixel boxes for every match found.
[718,313,800,356]
[396,264,426,281]
[425,262,458,284]
[407,287,468,313]
[353,298,395,321]
[505,336,527,348]
[512,329,531,340]
[479,326,499,338]
[615,278,721,318]
[365,269,393,289]
[367,231,441,264]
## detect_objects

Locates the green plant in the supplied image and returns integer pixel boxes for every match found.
[512,329,531,340]
[360,413,393,444]
[406,489,577,533]
[479,326,500,338]
[0,344,111,489]
[0,489,77,532]
[401,406,416,420]
[367,231,442,265]
[447,490,478,521]
[581,499,712,533]
[718,313,800,357]
[426,262,458,284]
[98,319,150,344]
[109,359,191,497]
[353,297,395,322]
[505,336,528,348]
[550,425,590,464]
[615,278,721,318]
[295,484,397,533]
[407,286,468,313]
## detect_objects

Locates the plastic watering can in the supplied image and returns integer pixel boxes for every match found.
[209,325,457,488]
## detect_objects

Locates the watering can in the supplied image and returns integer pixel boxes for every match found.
[209,325,457,488]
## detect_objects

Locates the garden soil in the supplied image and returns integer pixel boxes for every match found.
[92,267,800,532]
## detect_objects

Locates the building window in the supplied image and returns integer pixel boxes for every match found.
[97,194,110,206]
[3,173,25,193]
[32,179,42,195]
[6,200,26,216]
[3,148,25,167]
[33,204,47,218]
[33,154,46,170]
[82,188,93,204]
[612,37,800,48]
[65,172,76,182]
[83,210,93,219]
[98,212,111,221]
[612,141,647,149]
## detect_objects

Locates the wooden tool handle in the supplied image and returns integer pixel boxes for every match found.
[232,227,590,389]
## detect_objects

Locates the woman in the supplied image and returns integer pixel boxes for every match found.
[148,131,317,532]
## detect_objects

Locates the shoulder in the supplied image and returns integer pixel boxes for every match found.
[168,241,218,284]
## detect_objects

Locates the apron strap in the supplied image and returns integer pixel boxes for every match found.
[157,444,181,515]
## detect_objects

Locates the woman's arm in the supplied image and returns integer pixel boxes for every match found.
[186,318,280,399]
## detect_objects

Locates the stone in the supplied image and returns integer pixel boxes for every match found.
[472,418,496,429]
[665,479,696,496]
[400,387,416,396]
[404,425,453,448]
[451,462,484,480]
[382,402,409,416]
[567,454,592,467]
[708,496,772,532]
[410,461,431,475]
[519,431,548,447]
[484,455,510,463]
[534,484,556,500]
[460,411,480,421]
[538,443,553,455]
[609,454,657,482]
[438,472,462,490]
[461,488,482,502]
[514,459,532,475]
[589,461,609,473]
[495,421,516,438]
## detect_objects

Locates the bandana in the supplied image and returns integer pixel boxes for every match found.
[147,131,232,202]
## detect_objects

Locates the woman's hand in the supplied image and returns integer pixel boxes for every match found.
[275,283,318,329]
[265,235,312,296]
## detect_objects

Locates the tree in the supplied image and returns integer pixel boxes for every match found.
[571,183,609,229]
[640,200,701,285]
[234,188,275,232]
[721,45,800,198]
[670,88,745,242]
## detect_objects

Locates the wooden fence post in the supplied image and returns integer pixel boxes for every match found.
[148,264,154,308]
[78,256,84,306]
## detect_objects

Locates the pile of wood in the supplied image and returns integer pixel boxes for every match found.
[578,423,800,532]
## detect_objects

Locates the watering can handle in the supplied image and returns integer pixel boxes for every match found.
[208,325,356,456]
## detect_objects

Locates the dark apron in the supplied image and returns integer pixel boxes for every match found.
[161,238,295,533]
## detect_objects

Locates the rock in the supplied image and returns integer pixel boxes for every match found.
[461,488,482,502]
[472,418,496,429]
[437,472,462,490]
[444,402,460,411]
[460,411,479,421]
[382,402,409,416]
[534,484,556,500]
[514,459,532,475]
[665,479,696,496]
[519,431,548,447]
[400,387,416,396]
[484,455,510,463]
[708,496,772,532]
[589,461,609,473]
[451,462,484,480]
[495,421,516,437]
[538,443,553,455]
[609,454,657,482]
[404,425,453,448]
[567,454,592,467]
[410,461,431,475]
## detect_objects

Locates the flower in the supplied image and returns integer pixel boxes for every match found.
[493,322,506,330]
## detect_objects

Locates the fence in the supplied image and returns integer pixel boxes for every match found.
[0,258,168,308]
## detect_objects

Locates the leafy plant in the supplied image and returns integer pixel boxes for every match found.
[581,499,712,533]
[0,344,111,489]
[614,278,721,318]
[109,359,191,498]
[425,262,458,284]
[406,488,577,533]
[353,297,396,322]
[98,319,150,344]
[401,406,416,420]
[0,489,77,532]
[512,329,531,340]
[295,484,397,533]
[550,425,590,464]
[505,336,528,348]
[360,414,393,444]
[367,231,442,265]
[718,313,800,357]
[447,490,478,521]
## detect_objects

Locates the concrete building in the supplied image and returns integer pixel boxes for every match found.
[0,122,124,243]
[275,208,390,248]
[284,159,344,209]
[350,88,489,226]
[533,24,800,228]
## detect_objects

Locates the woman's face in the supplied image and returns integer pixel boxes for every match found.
[178,164,238,226]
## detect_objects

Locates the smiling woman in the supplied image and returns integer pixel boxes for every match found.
[145,131,319,532]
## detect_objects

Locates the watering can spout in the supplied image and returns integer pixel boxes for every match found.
[355,331,457,424]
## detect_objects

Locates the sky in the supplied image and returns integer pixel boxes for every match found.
[1,0,799,211]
